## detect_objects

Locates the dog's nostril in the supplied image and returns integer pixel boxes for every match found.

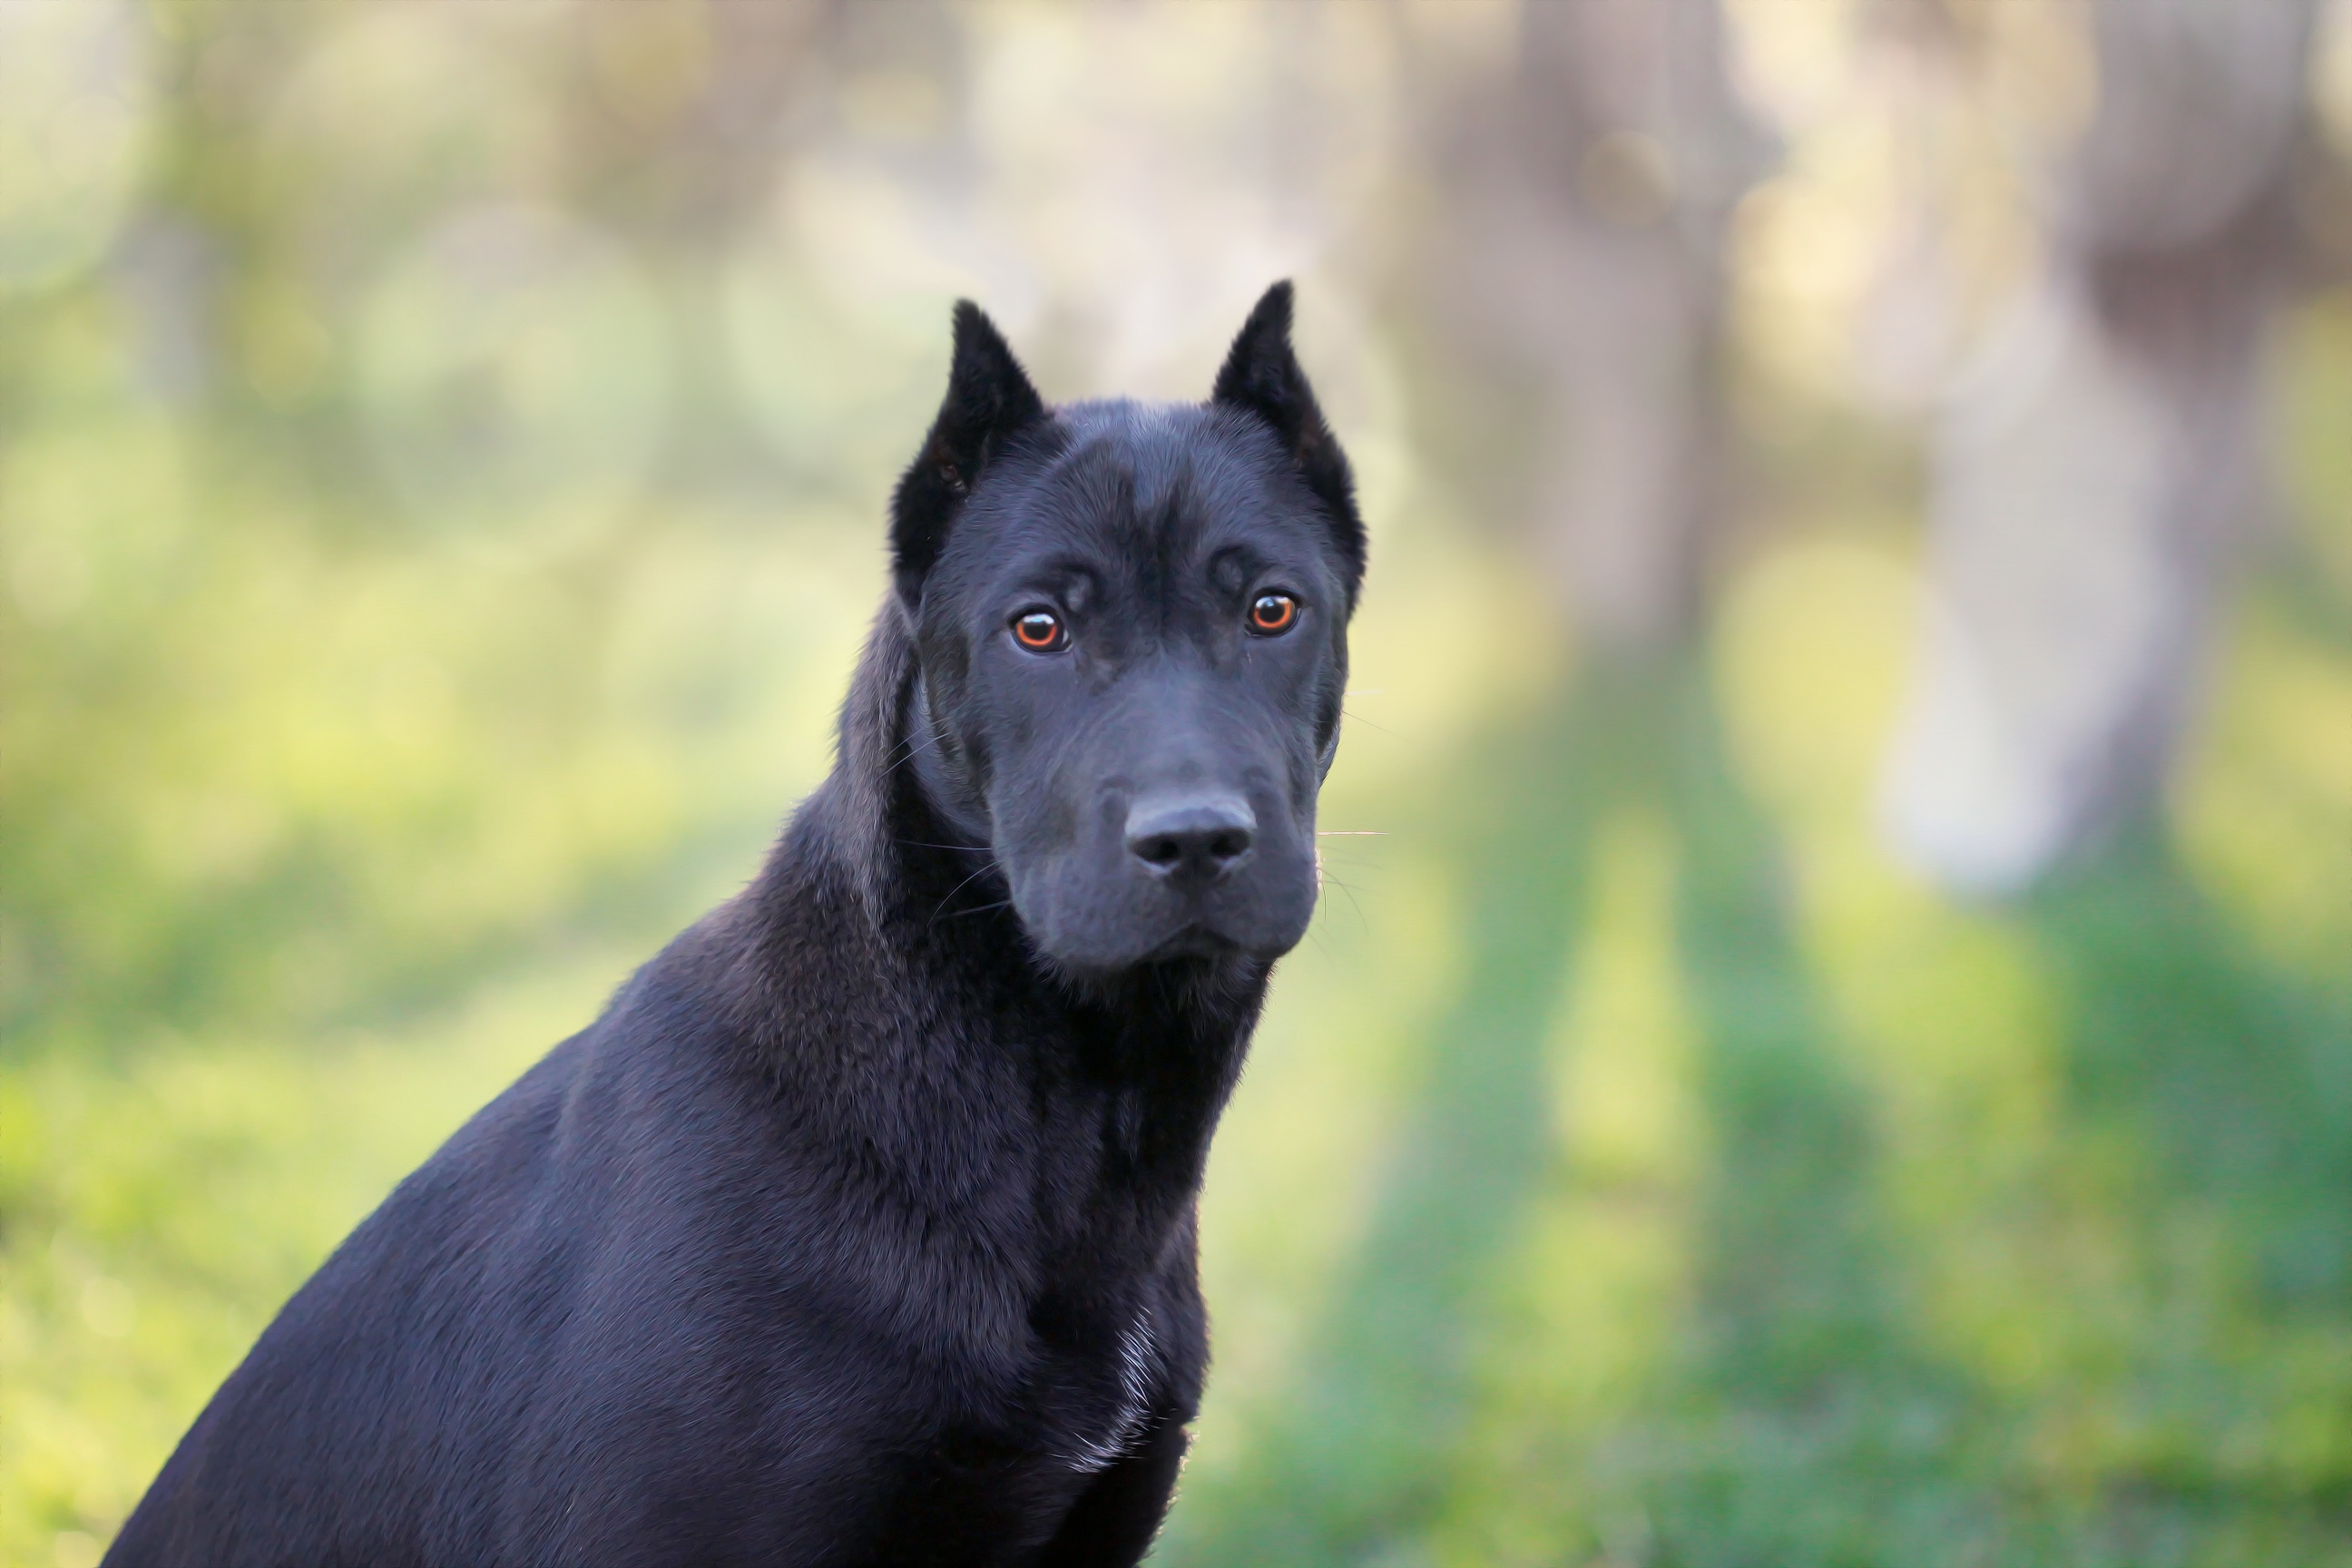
[1136,835,1186,867]
[1124,795,1257,879]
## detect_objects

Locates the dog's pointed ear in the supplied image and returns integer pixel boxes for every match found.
[1211,280,1366,605]
[890,300,1045,609]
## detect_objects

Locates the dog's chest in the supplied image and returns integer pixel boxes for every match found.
[1014,1127,1182,1469]
[1043,1304,1158,1474]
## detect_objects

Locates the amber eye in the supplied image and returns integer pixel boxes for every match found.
[1247,593,1298,636]
[1012,609,1068,652]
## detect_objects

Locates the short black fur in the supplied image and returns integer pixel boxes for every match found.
[891,301,1048,609]
[106,283,1362,1568]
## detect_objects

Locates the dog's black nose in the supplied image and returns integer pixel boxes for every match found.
[1125,794,1256,884]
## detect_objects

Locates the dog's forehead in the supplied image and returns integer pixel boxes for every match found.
[1002,398,1315,564]
[1055,401,1237,508]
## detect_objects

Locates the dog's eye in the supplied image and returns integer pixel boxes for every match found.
[1011,609,1068,652]
[1247,593,1298,636]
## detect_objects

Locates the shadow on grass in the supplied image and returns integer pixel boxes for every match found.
[1165,658,1965,1564]
[1166,666,1602,1564]
[2006,843,2352,1553]
[1167,630,2352,1565]
[2028,839,2352,1318]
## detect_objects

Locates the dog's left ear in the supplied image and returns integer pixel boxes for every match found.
[1211,280,1366,607]
[891,301,1046,609]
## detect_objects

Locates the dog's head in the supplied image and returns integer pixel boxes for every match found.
[889,282,1365,981]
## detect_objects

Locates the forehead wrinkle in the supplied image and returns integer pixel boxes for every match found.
[969,398,1332,611]
[1126,414,1199,519]
[1040,418,1146,527]
[1063,413,1192,530]
[1033,410,1182,564]
[1184,442,1272,531]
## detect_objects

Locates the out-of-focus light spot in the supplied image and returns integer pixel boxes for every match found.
[776,157,1013,327]
[838,68,949,145]
[1975,0,2098,153]
[2177,603,2352,979]
[1721,0,1852,133]
[356,205,671,544]
[8,534,93,626]
[266,9,559,279]
[1713,538,1921,835]
[723,185,977,486]
[584,0,712,131]
[2275,296,2352,595]
[965,0,1389,392]
[242,287,334,408]
[4,414,190,630]
[1394,0,1520,72]
[1731,160,1887,398]
[1579,131,1677,229]
[1550,810,1701,1191]
[2318,0,2352,159]
[0,0,153,295]
[79,1277,132,1338]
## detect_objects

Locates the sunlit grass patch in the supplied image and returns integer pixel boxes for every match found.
[0,953,627,1565]
[2176,597,2352,983]
[1430,808,1701,1564]
[1705,529,2352,1560]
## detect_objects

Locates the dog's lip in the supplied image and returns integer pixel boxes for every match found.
[1143,924,1242,962]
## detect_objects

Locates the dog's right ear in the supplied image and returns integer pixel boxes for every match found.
[889,301,1045,610]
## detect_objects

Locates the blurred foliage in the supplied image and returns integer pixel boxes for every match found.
[4,4,2351,1567]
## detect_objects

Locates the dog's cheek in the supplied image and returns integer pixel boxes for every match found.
[956,726,995,807]
[1264,834,1324,956]
[1289,737,1324,818]
[1003,858,1059,953]
[993,791,1076,938]
[1306,656,1347,786]
[1007,850,1119,969]
[995,783,1078,863]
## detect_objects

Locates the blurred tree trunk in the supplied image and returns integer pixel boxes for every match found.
[1406,0,1772,654]
[1882,0,2341,892]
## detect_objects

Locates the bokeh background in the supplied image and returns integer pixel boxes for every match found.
[5,2,2350,1563]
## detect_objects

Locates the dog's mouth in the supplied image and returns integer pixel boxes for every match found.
[1004,835,1319,978]
[1144,923,1243,964]
[1030,914,1255,985]
[1039,921,1269,997]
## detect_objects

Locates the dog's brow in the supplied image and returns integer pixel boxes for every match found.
[1207,543,1271,593]
[1006,556,1103,603]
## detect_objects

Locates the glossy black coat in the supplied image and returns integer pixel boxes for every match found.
[105,283,1362,1568]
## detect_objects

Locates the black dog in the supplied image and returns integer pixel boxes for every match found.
[106,282,1364,1568]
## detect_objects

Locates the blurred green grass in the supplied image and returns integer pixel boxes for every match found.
[5,191,2351,1568]
[1153,305,2352,1566]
